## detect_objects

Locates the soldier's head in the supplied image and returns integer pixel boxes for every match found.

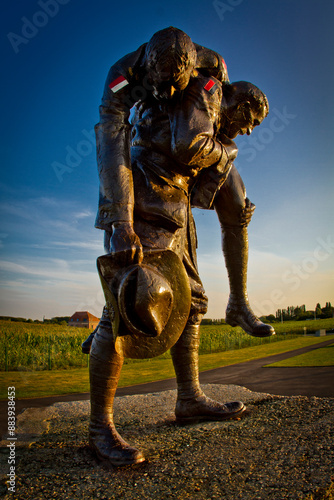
[222,81,269,139]
[145,27,197,101]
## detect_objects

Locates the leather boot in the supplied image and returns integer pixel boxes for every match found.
[222,225,275,337]
[170,323,245,422]
[89,320,145,466]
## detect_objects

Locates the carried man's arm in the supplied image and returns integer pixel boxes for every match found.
[169,75,237,208]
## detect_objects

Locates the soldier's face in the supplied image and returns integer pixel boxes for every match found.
[225,103,267,139]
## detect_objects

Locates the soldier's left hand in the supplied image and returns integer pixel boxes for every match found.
[240,198,256,226]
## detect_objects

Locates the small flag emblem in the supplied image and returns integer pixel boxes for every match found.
[109,75,129,93]
[204,79,218,95]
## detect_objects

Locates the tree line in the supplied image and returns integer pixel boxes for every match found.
[2,301,333,327]
[269,302,333,323]
[0,316,70,325]
[201,302,333,325]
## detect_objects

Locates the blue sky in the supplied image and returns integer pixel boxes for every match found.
[1,0,333,320]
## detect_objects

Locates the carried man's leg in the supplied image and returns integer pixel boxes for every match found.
[214,165,274,337]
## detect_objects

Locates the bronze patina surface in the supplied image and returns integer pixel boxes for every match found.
[88,27,273,466]
[97,249,191,359]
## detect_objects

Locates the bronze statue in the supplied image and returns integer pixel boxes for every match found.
[88,27,271,466]
[82,29,273,354]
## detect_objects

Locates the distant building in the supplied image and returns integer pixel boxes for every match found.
[68,311,100,329]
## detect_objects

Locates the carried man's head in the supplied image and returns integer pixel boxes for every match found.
[222,81,269,139]
[145,26,197,100]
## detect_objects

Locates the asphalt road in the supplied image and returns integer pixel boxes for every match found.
[1,338,333,439]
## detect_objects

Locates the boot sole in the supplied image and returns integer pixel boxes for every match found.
[89,441,146,467]
[226,319,275,338]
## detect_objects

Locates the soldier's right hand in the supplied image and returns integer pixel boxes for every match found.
[109,222,143,266]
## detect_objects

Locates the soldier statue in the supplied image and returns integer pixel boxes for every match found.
[87,27,273,466]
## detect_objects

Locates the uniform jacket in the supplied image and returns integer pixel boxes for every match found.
[130,75,231,228]
[94,43,229,231]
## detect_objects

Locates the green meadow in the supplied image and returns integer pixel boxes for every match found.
[265,343,334,367]
[1,318,333,373]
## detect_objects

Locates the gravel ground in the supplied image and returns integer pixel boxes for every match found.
[0,384,333,500]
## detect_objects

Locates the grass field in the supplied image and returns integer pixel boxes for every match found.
[1,318,333,372]
[0,321,90,371]
[265,343,334,367]
[1,335,333,400]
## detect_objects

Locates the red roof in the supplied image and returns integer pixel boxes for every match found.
[69,311,100,322]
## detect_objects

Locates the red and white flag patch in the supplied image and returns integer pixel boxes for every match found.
[109,75,129,93]
[204,79,218,95]
[221,57,227,74]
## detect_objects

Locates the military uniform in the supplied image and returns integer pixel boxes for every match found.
[127,73,273,339]
[87,34,250,467]
[129,74,233,322]
[94,44,228,232]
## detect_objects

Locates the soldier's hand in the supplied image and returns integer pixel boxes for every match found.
[240,198,256,226]
[109,222,143,266]
[219,134,238,162]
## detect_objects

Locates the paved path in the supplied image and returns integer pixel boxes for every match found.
[1,339,333,437]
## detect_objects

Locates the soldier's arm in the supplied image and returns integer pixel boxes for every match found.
[95,45,147,232]
[95,46,146,263]
[170,77,236,170]
[170,76,239,210]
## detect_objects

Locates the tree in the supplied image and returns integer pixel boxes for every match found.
[321,302,333,318]
[264,314,276,323]
[315,303,322,318]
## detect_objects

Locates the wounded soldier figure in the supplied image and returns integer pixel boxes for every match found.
[88,27,271,466]
[83,27,273,356]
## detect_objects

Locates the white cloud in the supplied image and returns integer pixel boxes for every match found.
[0,257,95,283]
[0,255,103,320]
[73,209,94,219]
[52,240,102,250]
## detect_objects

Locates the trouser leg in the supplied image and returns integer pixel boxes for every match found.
[220,224,273,336]
[221,223,250,306]
[89,317,145,466]
[171,322,202,401]
[214,166,275,337]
